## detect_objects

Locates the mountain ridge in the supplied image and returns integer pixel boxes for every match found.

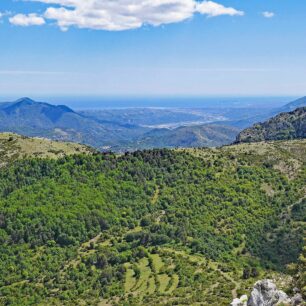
[0,97,120,149]
[216,96,306,129]
[235,107,306,143]
[277,96,306,113]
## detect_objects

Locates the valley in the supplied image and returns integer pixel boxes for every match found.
[0,96,305,152]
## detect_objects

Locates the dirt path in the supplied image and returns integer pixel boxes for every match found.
[151,187,160,205]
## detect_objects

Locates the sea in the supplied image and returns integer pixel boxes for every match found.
[38,96,295,110]
[0,96,296,110]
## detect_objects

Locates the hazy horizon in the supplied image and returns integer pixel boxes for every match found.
[0,95,298,110]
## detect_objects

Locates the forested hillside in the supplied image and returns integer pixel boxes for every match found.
[236,107,306,143]
[0,138,304,305]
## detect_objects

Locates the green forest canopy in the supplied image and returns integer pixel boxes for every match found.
[0,139,305,305]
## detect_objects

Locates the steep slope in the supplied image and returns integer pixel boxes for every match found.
[236,107,306,143]
[277,96,306,113]
[0,133,93,165]
[0,139,304,305]
[217,96,306,129]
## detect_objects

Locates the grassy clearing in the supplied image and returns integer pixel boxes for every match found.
[122,251,178,301]
[151,186,160,205]
[150,254,164,273]
[124,264,136,293]
[157,273,171,294]
[134,258,151,294]
[166,274,179,294]
[147,276,156,295]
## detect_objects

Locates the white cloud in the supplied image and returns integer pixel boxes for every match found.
[197,1,244,17]
[262,11,275,18]
[9,13,45,26]
[26,0,244,31]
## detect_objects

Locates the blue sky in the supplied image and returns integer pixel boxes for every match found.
[0,0,306,98]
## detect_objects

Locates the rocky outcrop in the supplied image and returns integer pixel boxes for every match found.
[231,295,248,306]
[291,293,304,306]
[231,280,305,306]
[247,280,291,306]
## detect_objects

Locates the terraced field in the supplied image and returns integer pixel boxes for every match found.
[118,247,242,305]
[53,223,236,305]
[124,253,178,297]
[49,212,296,306]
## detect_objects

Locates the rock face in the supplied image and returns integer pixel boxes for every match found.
[291,293,303,306]
[230,280,305,306]
[247,280,291,306]
[231,295,248,306]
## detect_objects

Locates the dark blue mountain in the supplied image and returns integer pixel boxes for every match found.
[0,98,119,149]
[2,97,75,123]
[276,96,306,113]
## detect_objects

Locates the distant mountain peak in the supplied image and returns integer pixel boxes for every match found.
[14,97,36,105]
[8,98,74,113]
[3,97,38,114]
[0,97,77,123]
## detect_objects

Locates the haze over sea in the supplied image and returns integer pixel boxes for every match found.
[0,96,296,110]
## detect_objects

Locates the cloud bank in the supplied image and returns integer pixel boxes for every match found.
[9,13,46,26]
[12,0,244,30]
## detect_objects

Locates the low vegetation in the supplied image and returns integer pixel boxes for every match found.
[0,133,93,165]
